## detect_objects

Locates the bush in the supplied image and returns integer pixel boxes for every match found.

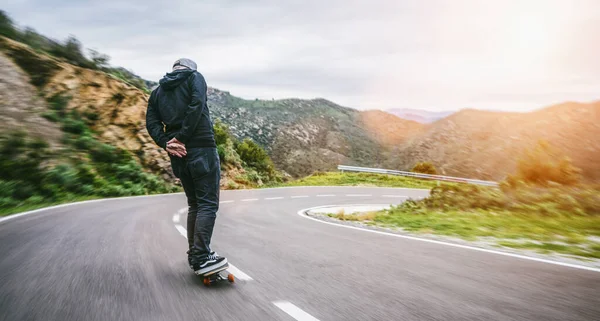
[42,111,60,122]
[74,135,95,150]
[236,138,275,175]
[47,94,70,114]
[515,141,581,186]
[213,120,231,146]
[412,162,437,175]
[61,118,87,134]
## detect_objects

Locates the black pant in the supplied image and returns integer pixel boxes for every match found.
[170,147,220,261]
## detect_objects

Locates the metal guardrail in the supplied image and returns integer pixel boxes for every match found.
[338,165,499,187]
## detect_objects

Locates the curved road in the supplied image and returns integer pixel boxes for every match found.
[0,187,598,321]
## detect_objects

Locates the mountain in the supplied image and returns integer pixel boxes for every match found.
[2,15,599,186]
[386,103,600,181]
[0,35,421,183]
[386,108,455,123]
[206,91,422,177]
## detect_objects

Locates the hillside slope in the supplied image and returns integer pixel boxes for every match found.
[0,37,275,190]
[387,103,600,181]
[207,90,422,177]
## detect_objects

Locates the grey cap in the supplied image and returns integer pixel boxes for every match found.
[172,58,197,71]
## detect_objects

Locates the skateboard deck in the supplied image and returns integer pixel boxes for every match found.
[198,263,235,286]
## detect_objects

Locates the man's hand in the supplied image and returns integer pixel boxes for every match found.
[166,137,187,157]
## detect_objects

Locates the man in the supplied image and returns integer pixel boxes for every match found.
[146,58,226,275]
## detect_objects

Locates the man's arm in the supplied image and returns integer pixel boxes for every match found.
[175,72,207,144]
[146,90,169,149]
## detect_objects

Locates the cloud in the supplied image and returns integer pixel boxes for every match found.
[3,0,600,111]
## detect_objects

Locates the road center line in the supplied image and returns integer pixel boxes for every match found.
[241,198,259,202]
[175,224,187,238]
[382,195,408,198]
[273,301,320,321]
[291,196,309,198]
[174,220,254,281]
[265,197,284,200]
[346,194,371,197]
[316,194,335,197]
[172,213,180,223]
[220,200,234,204]
[226,264,253,281]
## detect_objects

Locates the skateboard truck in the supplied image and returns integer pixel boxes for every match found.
[200,264,235,286]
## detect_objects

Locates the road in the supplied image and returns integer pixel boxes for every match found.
[0,187,598,321]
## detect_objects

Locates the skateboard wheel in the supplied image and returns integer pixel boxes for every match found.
[227,274,235,283]
[203,278,210,286]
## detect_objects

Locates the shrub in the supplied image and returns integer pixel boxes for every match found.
[74,135,95,150]
[412,162,437,175]
[213,120,231,146]
[42,111,60,122]
[61,118,87,134]
[235,138,275,176]
[515,141,581,186]
[47,94,70,113]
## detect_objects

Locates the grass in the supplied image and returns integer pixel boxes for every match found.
[0,195,101,217]
[266,172,443,189]
[325,183,600,260]
[332,208,600,259]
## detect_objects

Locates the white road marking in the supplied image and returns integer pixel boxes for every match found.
[220,200,234,204]
[172,213,180,223]
[226,264,253,281]
[175,224,187,238]
[297,207,600,273]
[316,194,335,197]
[346,194,372,197]
[0,192,184,225]
[273,301,320,321]
[382,195,408,198]
[291,196,309,198]
[241,198,259,202]
[265,197,284,200]
[174,222,254,281]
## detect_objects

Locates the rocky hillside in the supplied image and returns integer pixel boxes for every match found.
[387,103,600,181]
[1,36,173,180]
[207,91,421,177]
[2,30,598,185]
[0,36,275,190]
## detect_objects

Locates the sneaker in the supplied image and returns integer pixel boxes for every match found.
[187,250,220,269]
[192,253,228,276]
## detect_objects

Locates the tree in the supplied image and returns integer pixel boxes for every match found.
[0,10,18,39]
[412,162,437,175]
[88,49,110,69]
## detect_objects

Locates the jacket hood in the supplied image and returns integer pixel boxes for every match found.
[159,69,194,90]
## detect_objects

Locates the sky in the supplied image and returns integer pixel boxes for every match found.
[4,0,600,112]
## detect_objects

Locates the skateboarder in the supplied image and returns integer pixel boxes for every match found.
[146,58,227,275]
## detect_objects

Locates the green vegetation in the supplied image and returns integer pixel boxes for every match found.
[412,162,437,175]
[504,140,581,187]
[0,94,178,216]
[269,171,441,189]
[1,10,155,92]
[330,143,600,260]
[213,120,283,188]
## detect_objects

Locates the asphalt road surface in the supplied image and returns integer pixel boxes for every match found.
[1,187,598,321]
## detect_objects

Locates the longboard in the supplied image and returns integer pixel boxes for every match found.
[198,263,235,286]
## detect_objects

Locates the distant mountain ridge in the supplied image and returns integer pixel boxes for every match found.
[386,102,600,181]
[386,108,455,123]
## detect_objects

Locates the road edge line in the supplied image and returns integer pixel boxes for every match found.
[297,206,600,273]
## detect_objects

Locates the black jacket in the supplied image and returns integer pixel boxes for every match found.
[146,69,216,149]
